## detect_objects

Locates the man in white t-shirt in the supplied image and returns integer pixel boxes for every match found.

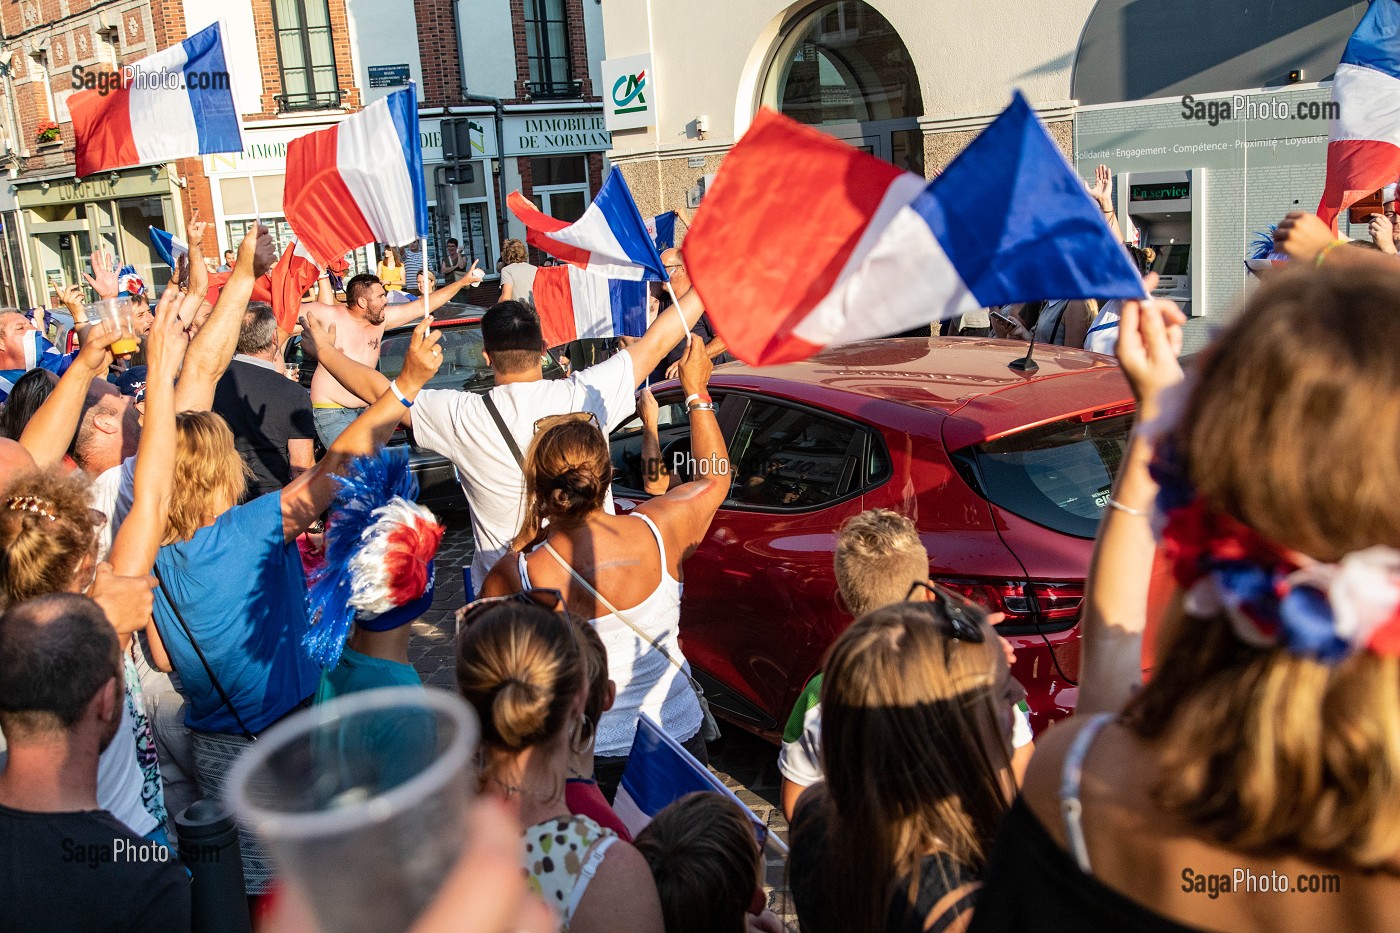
[67,381,141,559]
[777,509,1037,819]
[303,289,706,591]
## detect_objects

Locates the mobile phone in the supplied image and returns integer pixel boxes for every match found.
[990,309,1019,328]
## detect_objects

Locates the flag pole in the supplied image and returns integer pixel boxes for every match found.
[665,280,688,352]
[420,235,432,319]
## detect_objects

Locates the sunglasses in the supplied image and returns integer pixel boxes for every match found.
[455,587,565,635]
[533,411,600,434]
[904,580,987,645]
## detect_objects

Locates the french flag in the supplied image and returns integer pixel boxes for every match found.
[283,85,430,266]
[270,239,322,334]
[646,211,677,250]
[1317,0,1400,229]
[533,265,649,347]
[683,93,1147,366]
[508,171,668,281]
[614,716,781,855]
[69,22,243,178]
[147,227,188,269]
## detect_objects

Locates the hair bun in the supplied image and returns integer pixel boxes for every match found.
[493,677,550,749]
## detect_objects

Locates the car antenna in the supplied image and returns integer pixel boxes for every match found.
[1009,330,1039,373]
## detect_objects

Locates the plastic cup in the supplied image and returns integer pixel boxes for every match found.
[226,687,477,933]
[89,298,139,355]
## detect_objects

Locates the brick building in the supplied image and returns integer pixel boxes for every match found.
[0,0,610,307]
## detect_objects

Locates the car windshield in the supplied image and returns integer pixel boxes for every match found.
[379,323,563,393]
[957,413,1134,539]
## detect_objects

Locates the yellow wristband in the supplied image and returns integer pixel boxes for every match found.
[1315,239,1349,267]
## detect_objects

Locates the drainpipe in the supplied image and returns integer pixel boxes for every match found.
[450,0,508,248]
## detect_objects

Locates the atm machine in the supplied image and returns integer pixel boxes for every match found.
[1115,169,1206,318]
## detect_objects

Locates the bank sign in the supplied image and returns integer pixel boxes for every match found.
[602,54,655,132]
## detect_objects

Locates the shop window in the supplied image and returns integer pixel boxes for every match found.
[760,1,924,174]
[530,156,590,227]
[523,0,579,100]
[272,0,342,112]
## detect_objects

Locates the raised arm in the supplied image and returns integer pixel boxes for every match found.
[623,286,705,390]
[174,223,273,412]
[299,310,400,419]
[384,261,483,329]
[279,316,441,539]
[183,211,209,323]
[17,319,120,466]
[1076,276,1185,717]
[638,387,671,496]
[105,286,189,648]
[636,335,730,568]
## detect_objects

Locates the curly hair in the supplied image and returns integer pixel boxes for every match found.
[0,469,98,609]
[501,238,529,266]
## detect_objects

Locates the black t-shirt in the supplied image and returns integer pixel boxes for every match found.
[0,803,191,932]
[790,789,979,933]
[212,358,316,499]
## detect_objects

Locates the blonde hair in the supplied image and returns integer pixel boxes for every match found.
[818,602,1012,933]
[0,470,97,609]
[501,238,528,266]
[834,509,928,617]
[455,602,584,787]
[514,419,611,549]
[1126,258,1400,867]
[164,412,251,545]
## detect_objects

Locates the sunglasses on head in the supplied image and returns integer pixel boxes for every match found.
[904,580,987,644]
[456,587,565,635]
[533,411,600,434]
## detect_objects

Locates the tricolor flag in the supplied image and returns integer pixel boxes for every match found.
[283,85,430,266]
[533,265,649,347]
[614,716,780,854]
[269,239,322,334]
[646,211,677,250]
[682,93,1146,365]
[0,331,75,402]
[69,22,243,178]
[507,171,668,281]
[148,227,188,269]
[1317,0,1400,229]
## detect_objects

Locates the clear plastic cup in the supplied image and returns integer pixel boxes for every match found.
[88,298,139,355]
[226,687,478,933]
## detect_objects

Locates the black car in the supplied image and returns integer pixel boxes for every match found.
[287,309,604,513]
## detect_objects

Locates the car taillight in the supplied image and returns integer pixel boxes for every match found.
[931,577,1083,633]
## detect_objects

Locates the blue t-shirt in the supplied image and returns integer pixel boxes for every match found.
[315,648,432,790]
[315,648,421,703]
[153,491,319,734]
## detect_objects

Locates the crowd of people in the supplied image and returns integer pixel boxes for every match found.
[0,192,1397,933]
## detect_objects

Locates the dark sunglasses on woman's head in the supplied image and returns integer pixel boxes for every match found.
[533,411,600,434]
[455,587,565,635]
[904,580,987,644]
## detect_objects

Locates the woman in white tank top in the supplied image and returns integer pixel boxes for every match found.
[481,335,731,799]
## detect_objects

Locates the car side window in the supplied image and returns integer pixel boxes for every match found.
[381,326,496,392]
[726,400,864,509]
[609,397,692,495]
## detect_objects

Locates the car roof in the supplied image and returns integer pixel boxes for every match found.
[708,337,1134,446]
[385,313,482,335]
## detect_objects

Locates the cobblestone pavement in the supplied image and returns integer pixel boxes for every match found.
[411,514,797,924]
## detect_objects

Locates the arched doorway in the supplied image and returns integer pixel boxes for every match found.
[760,1,924,174]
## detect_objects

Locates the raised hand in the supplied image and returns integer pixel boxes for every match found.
[1369,214,1398,255]
[1274,211,1338,262]
[638,385,659,425]
[677,332,713,398]
[466,259,483,285]
[1115,273,1185,418]
[299,312,337,359]
[1088,163,1113,209]
[397,315,443,391]
[83,249,119,299]
[146,282,191,384]
[236,223,277,279]
[52,283,84,315]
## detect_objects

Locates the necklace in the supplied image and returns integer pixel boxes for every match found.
[489,774,559,802]
[567,765,594,782]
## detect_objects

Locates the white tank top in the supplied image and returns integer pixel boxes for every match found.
[520,513,701,756]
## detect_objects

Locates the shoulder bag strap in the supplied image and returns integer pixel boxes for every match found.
[482,391,525,467]
[151,569,258,742]
[540,541,698,689]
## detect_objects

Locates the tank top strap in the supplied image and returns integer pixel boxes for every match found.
[517,549,534,590]
[564,833,617,918]
[1059,711,1115,876]
[631,512,668,570]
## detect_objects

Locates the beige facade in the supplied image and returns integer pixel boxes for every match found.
[600,0,1090,216]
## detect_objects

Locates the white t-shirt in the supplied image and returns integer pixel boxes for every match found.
[89,458,135,561]
[96,696,158,837]
[410,351,637,590]
[777,700,1034,789]
[1084,299,1122,356]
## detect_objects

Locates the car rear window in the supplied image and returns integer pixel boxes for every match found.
[953,414,1133,539]
[379,324,563,393]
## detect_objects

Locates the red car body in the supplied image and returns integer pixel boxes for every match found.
[608,337,1138,739]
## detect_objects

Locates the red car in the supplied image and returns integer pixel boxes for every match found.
[607,337,1137,738]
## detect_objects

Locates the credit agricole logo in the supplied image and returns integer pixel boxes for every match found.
[612,70,648,115]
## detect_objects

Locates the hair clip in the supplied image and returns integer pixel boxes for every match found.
[6,496,57,521]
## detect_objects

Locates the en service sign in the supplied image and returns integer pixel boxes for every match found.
[602,54,654,132]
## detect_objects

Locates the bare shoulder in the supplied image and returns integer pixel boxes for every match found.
[1019,712,1114,845]
[570,839,664,933]
[480,551,523,598]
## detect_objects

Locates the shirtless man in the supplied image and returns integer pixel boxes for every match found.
[310,263,481,445]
